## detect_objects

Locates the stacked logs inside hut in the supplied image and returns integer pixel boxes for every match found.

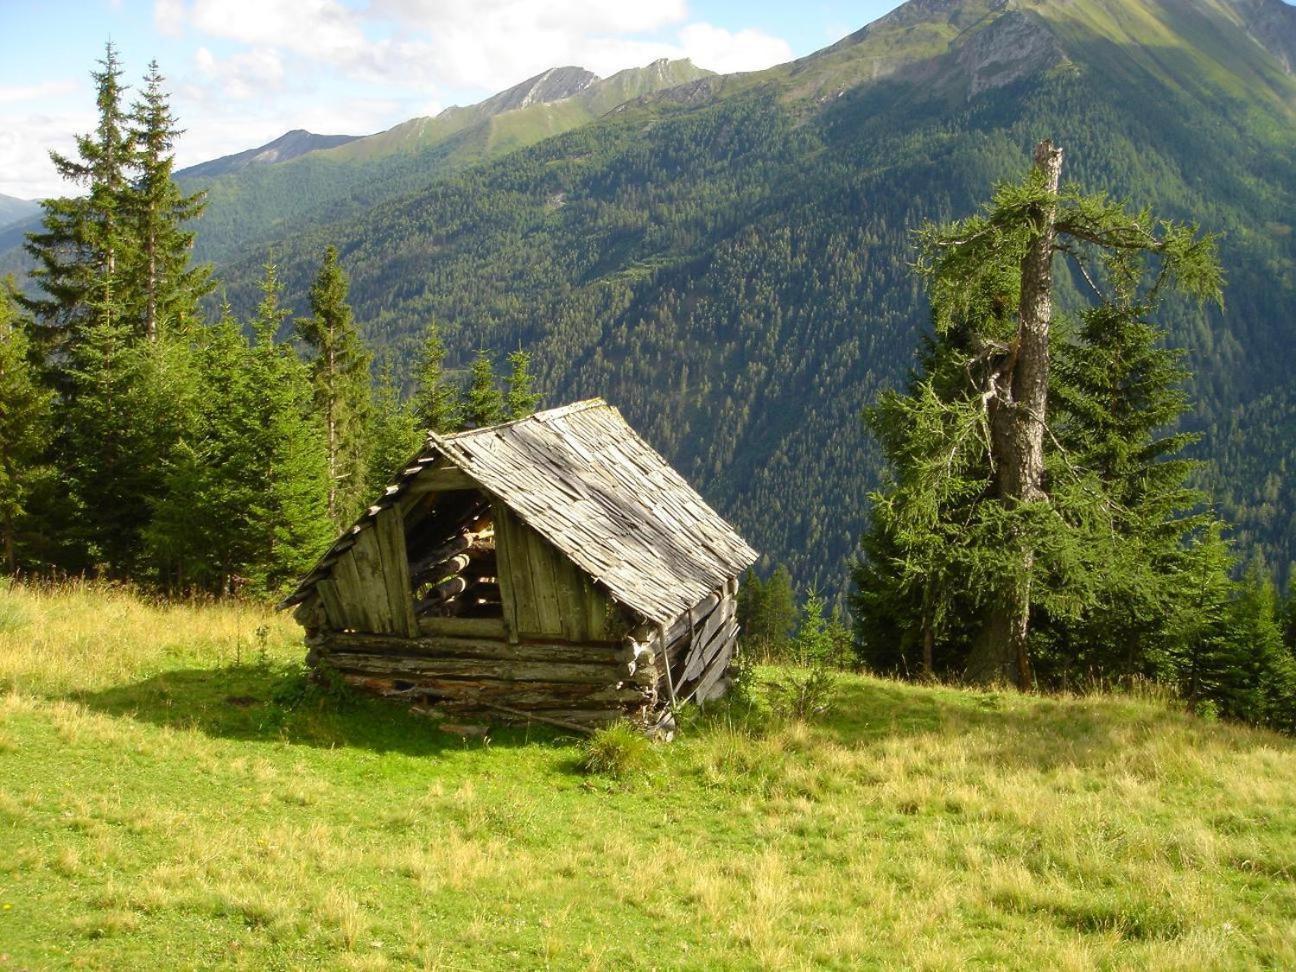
[404,492,502,619]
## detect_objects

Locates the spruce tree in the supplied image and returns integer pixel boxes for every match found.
[247,262,333,593]
[0,283,53,573]
[367,358,422,496]
[296,245,372,525]
[505,348,542,419]
[146,307,257,592]
[745,565,796,656]
[1282,577,1296,653]
[411,319,460,433]
[1220,569,1296,731]
[59,300,171,574]
[737,568,766,643]
[1036,301,1217,683]
[792,594,833,667]
[125,60,210,341]
[464,349,504,428]
[23,42,134,354]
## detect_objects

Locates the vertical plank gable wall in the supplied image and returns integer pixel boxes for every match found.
[325,511,418,636]
[493,502,617,643]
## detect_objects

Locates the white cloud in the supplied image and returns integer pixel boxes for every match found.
[152,0,792,93]
[154,0,185,37]
[188,0,366,58]
[676,23,793,74]
[0,80,79,106]
[4,1,795,197]
[373,0,689,38]
[0,109,96,199]
[193,45,286,100]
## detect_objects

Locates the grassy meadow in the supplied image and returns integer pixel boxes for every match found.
[1,580,1294,969]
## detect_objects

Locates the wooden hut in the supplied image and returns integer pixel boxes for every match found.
[281,399,758,730]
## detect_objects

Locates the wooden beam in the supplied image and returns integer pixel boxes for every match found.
[317,650,633,685]
[348,527,397,633]
[375,506,418,637]
[522,527,563,636]
[689,631,737,704]
[332,675,647,707]
[319,631,630,665]
[315,578,348,630]
[332,548,379,632]
[406,467,479,494]
[418,616,508,639]
[496,504,539,636]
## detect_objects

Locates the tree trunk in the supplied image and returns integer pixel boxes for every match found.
[325,339,338,522]
[145,213,157,342]
[965,139,1063,689]
[2,508,15,575]
[920,581,935,678]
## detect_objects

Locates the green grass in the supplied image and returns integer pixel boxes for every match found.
[2,580,1295,969]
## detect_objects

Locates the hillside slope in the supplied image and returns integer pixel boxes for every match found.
[179,58,711,265]
[211,0,1296,594]
[0,193,38,230]
[174,129,360,180]
[1,581,1293,968]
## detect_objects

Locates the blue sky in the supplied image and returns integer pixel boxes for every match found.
[0,0,905,198]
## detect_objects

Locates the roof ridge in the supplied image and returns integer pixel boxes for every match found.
[434,397,608,443]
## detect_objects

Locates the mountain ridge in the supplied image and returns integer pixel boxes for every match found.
[0,193,39,232]
[175,129,361,179]
[169,57,712,265]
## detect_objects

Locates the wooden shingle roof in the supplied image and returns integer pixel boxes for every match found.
[283,399,757,625]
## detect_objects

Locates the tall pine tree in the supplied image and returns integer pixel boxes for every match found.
[296,245,372,525]
[246,262,333,593]
[146,305,257,592]
[366,358,423,496]
[23,42,134,354]
[0,283,52,573]
[464,349,504,428]
[125,60,210,341]
[411,319,461,433]
[505,348,542,419]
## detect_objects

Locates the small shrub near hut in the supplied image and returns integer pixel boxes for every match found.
[767,667,839,723]
[579,722,655,779]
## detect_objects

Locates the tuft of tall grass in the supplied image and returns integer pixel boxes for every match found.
[578,721,656,778]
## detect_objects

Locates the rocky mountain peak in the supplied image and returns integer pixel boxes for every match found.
[476,66,600,115]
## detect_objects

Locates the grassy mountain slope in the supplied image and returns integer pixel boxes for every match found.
[2,581,1294,967]
[211,0,1296,594]
[0,193,38,231]
[180,59,710,265]
[174,129,361,180]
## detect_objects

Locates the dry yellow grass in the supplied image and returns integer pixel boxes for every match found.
[1,580,1294,969]
[0,576,296,695]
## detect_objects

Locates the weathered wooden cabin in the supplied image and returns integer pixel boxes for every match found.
[281,399,758,729]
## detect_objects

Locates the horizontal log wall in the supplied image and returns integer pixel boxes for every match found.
[310,631,654,725]
[307,575,742,728]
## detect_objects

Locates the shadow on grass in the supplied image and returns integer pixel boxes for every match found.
[70,663,573,757]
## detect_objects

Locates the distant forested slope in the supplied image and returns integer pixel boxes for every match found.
[202,0,1296,594]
